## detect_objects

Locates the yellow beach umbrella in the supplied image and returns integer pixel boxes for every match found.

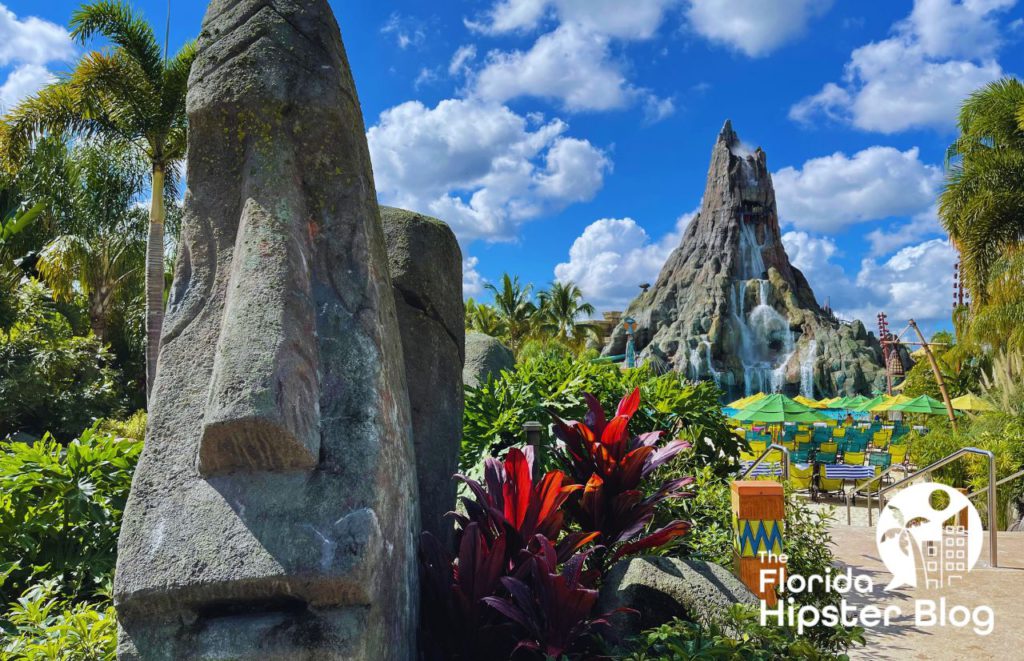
[793,395,826,409]
[950,394,997,412]
[727,392,767,409]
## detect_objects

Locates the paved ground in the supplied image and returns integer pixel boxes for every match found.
[821,524,1024,660]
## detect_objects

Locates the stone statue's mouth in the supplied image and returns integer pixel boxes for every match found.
[194,594,310,620]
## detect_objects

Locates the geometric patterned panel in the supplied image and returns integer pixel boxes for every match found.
[732,515,784,557]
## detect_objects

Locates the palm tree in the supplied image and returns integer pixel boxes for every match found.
[465,298,506,338]
[0,1,195,398]
[485,274,537,351]
[537,281,597,346]
[939,77,1024,303]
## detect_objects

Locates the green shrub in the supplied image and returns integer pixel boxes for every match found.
[623,605,864,661]
[0,580,116,661]
[462,353,742,474]
[914,412,1024,529]
[0,281,124,440]
[0,424,141,606]
[658,467,856,655]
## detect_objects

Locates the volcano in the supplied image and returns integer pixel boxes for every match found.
[603,121,892,397]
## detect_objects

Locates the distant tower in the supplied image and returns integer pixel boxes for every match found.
[877,312,893,395]
[953,260,970,310]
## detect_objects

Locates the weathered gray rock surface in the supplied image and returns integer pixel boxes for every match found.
[463,332,514,388]
[603,121,897,397]
[381,207,464,546]
[597,556,758,636]
[114,1,418,658]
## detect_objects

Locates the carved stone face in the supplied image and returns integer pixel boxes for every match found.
[113,2,418,658]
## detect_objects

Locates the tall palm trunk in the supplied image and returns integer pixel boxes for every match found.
[145,164,166,399]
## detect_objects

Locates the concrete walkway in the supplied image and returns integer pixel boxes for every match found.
[824,524,1024,660]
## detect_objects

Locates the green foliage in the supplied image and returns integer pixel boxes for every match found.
[0,423,141,606]
[900,332,986,401]
[940,77,1024,304]
[940,77,1024,352]
[982,350,1024,416]
[0,580,116,661]
[0,280,124,440]
[913,411,1024,529]
[660,467,854,654]
[467,275,600,356]
[462,352,741,474]
[623,605,864,660]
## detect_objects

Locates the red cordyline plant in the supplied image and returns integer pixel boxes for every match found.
[419,389,690,659]
[483,535,621,659]
[450,447,597,568]
[420,448,613,659]
[551,388,694,563]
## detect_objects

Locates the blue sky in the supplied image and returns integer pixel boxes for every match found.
[2,1,1022,334]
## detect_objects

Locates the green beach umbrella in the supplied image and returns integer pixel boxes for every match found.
[844,395,871,409]
[872,394,912,412]
[853,394,887,412]
[731,393,831,424]
[890,395,950,416]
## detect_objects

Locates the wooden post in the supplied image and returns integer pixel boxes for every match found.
[908,319,957,431]
[731,481,785,605]
[523,421,544,480]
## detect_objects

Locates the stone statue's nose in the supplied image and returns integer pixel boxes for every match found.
[198,199,320,475]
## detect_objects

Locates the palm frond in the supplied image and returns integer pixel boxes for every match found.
[70,1,163,86]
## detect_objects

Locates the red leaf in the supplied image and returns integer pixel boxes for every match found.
[583,392,607,438]
[502,449,532,530]
[612,521,692,561]
[616,387,641,419]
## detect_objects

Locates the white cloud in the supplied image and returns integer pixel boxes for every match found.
[413,67,439,89]
[367,98,611,243]
[381,13,426,50]
[0,63,53,110]
[643,95,677,124]
[463,256,487,297]
[473,24,636,111]
[686,0,834,57]
[902,0,1015,59]
[467,3,675,116]
[847,239,958,325]
[554,210,696,309]
[469,0,680,39]
[783,231,848,288]
[0,5,73,110]
[773,146,942,232]
[0,5,73,67]
[449,45,477,76]
[790,0,1015,133]
[865,205,942,256]
[783,232,957,328]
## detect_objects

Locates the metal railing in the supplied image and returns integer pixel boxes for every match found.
[739,443,790,481]
[844,447,997,568]
[844,463,903,526]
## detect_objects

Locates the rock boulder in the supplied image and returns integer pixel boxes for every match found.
[464,332,514,388]
[382,207,464,545]
[597,556,758,636]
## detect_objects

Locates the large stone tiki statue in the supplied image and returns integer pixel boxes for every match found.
[114,1,418,658]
